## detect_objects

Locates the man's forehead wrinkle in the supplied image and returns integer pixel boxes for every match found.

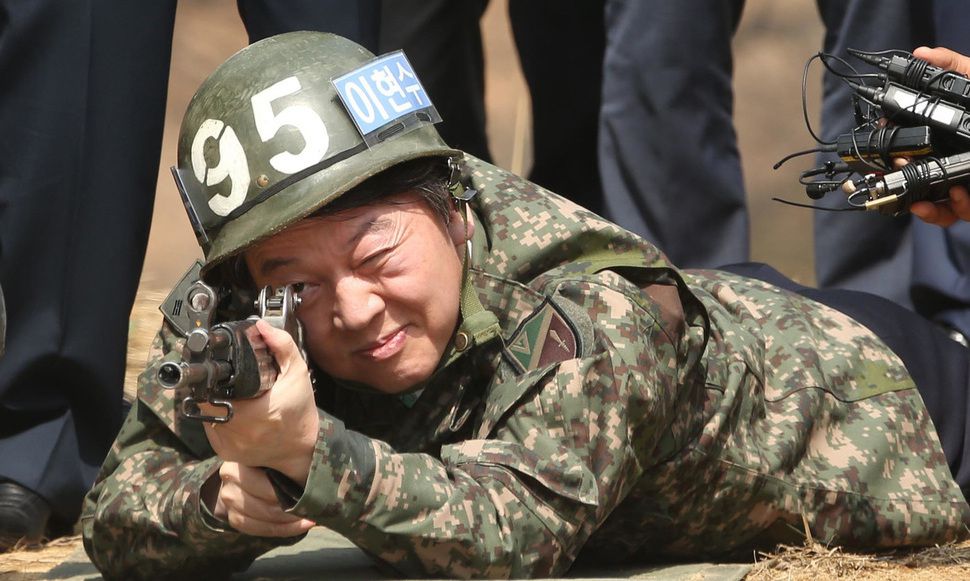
[251,213,397,280]
[348,216,394,246]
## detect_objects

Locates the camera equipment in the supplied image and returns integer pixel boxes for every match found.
[848,151,970,215]
[777,49,970,215]
[848,48,970,108]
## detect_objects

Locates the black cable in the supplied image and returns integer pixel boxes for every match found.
[876,125,899,166]
[773,147,825,170]
[904,56,929,89]
[881,87,945,132]
[851,48,910,57]
[771,197,861,211]
[799,161,851,180]
[802,54,833,145]
[902,156,948,205]
[851,123,895,173]
[819,52,882,82]
[924,67,948,90]
[803,52,883,147]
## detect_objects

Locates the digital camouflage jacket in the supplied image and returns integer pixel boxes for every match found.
[82,157,970,579]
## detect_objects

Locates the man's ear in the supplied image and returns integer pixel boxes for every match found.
[447,203,474,245]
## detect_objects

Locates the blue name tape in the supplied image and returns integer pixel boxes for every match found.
[333,51,436,139]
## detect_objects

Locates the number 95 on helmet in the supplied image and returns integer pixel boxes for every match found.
[172,31,459,281]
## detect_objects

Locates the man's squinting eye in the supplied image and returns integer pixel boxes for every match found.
[361,248,391,266]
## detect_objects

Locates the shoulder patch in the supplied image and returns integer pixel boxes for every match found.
[504,298,579,373]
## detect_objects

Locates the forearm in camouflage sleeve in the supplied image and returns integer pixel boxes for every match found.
[81,401,297,580]
[286,415,589,578]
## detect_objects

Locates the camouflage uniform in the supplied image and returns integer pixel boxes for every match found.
[82,157,970,579]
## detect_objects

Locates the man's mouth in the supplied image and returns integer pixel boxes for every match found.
[357,326,408,360]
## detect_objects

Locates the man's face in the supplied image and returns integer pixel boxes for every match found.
[244,192,467,394]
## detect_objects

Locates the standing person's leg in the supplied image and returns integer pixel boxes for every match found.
[812,0,930,308]
[237,0,381,52]
[378,0,491,162]
[0,0,177,543]
[598,0,748,268]
[507,0,606,215]
[911,222,970,341]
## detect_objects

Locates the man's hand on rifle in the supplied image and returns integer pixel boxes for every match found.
[201,319,319,486]
[206,461,316,538]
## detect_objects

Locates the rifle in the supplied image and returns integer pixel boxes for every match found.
[157,262,305,423]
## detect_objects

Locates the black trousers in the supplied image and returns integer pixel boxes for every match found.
[0,0,378,527]
[723,263,970,497]
[598,0,970,337]
[379,0,606,215]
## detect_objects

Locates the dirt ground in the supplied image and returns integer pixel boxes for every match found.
[5,0,957,579]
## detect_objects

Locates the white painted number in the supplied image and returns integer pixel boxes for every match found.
[251,76,329,174]
[191,119,251,216]
[190,75,330,217]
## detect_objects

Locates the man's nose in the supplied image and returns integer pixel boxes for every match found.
[331,277,383,331]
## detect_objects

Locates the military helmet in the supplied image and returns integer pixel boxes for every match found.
[173,31,459,279]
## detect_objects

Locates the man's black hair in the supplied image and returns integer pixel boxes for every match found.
[311,156,453,224]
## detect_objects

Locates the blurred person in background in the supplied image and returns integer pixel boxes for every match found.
[598,0,970,344]
[0,0,379,549]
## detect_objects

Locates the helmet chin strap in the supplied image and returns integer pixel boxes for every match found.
[444,164,501,365]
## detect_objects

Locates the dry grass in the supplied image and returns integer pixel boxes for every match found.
[0,536,80,579]
[749,516,970,580]
[1,533,969,580]
[748,539,970,580]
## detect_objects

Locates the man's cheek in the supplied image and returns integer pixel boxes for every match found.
[301,325,335,368]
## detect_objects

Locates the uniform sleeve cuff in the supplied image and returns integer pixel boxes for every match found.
[288,409,377,522]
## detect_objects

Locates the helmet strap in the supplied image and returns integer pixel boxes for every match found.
[445,167,501,360]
